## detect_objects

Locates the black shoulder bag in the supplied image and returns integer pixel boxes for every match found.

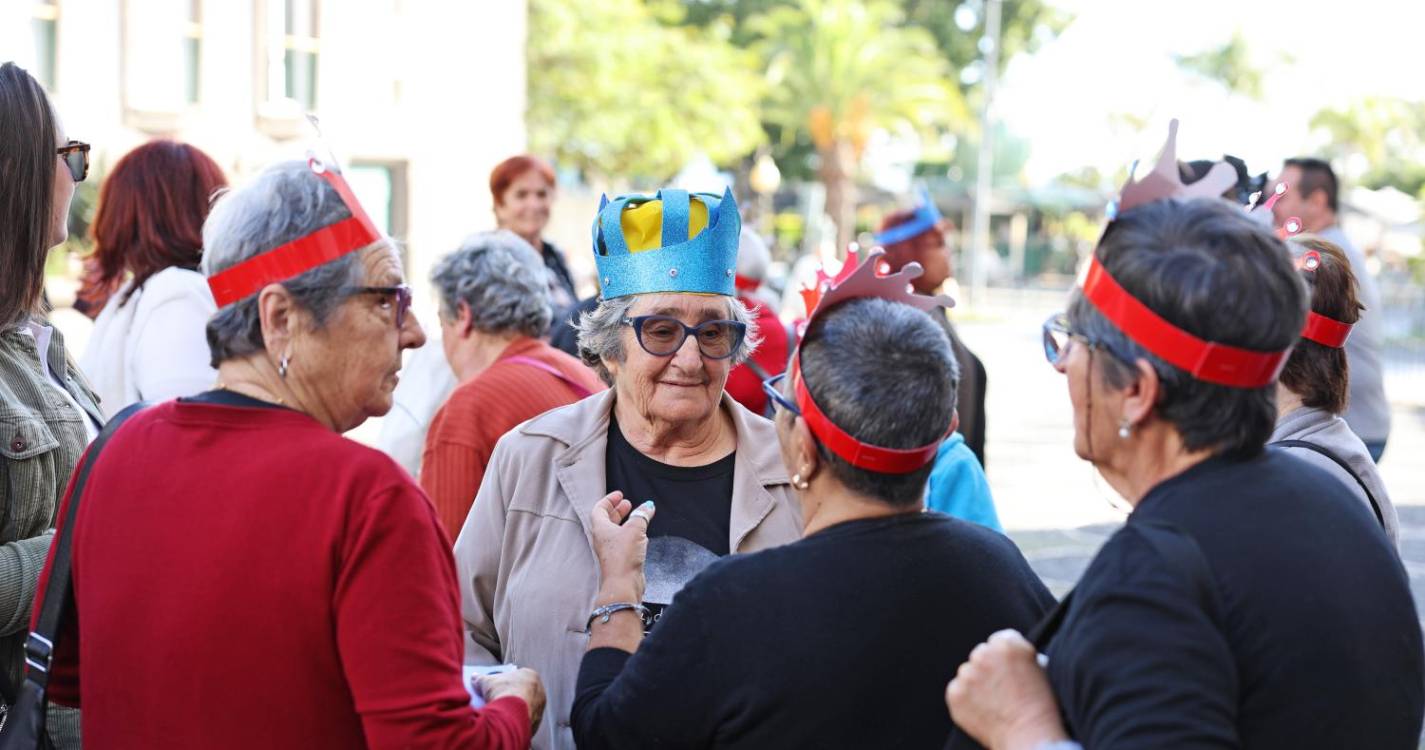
[1270,439,1386,531]
[0,401,148,749]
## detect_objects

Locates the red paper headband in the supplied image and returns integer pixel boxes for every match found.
[791,247,955,474]
[207,158,381,308]
[1081,255,1289,388]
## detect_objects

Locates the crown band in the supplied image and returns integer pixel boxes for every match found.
[792,357,943,474]
[1301,312,1352,348]
[1081,255,1289,388]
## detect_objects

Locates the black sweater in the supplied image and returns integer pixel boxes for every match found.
[1042,450,1423,748]
[572,512,1054,749]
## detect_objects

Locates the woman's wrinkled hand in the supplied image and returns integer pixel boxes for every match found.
[590,492,656,604]
[477,667,547,734]
[946,629,1069,750]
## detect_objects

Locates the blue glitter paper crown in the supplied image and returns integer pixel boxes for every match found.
[592,188,741,299]
[873,188,943,246]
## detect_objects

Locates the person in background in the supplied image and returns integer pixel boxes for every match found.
[375,334,457,477]
[1271,236,1398,546]
[43,158,545,748]
[490,155,577,313]
[570,252,1051,748]
[454,188,801,749]
[877,191,989,467]
[421,230,603,539]
[1272,158,1390,460]
[724,227,791,415]
[0,61,102,748]
[948,131,1421,749]
[79,140,227,417]
[924,427,1002,532]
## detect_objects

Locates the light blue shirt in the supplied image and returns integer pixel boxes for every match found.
[925,432,1002,532]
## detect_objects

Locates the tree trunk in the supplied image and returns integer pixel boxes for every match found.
[818,140,857,257]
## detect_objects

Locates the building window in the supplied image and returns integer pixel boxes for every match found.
[262,0,319,113]
[121,0,196,124]
[31,2,59,91]
[183,0,202,104]
[348,161,409,266]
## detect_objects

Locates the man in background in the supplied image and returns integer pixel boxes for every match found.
[1273,158,1390,460]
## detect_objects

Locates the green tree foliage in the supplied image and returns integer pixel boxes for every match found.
[527,0,765,182]
[1173,31,1264,100]
[747,0,965,250]
[1311,97,1425,198]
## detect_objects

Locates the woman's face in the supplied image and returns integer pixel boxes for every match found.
[49,123,75,248]
[494,169,553,243]
[912,229,951,293]
[290,244,426,432]
[607,293,735,428]
[1055,333,1121,463]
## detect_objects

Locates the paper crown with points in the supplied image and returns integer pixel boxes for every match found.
[592,188,741,299]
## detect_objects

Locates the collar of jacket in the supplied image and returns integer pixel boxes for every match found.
[519,388,793,552]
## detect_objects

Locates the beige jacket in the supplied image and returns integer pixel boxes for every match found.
[453,389,802,750]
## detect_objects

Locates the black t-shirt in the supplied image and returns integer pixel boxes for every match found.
[572,513,1056,749]
[1041,451,1422,749]
[605,417,734,632]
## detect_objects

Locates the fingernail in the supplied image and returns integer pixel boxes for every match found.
[642,501,655,511]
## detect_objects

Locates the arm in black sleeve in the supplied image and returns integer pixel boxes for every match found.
[572,570,726,750]
[1058,526,1240,749]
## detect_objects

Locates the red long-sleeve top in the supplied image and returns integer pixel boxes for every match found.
[37,397,532,749]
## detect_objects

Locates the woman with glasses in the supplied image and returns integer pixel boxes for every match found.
[947,135,1422,749]
[79,140,228,418]
[43,159,546,747]
[568,251,1053,748]
[454,189,801,750]
[420,230,603,538]
[0,60,99,748]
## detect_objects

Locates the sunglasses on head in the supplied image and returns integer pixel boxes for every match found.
[57,140,90,182]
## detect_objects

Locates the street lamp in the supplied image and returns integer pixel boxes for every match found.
[749,152,782,235]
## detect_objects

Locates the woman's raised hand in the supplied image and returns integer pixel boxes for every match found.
[946,629,1069,750]
[590,492,656,604]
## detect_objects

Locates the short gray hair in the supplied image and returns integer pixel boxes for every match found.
[201,160,372,367]
[575,295,760,385]
[799,297,958,508]
[430,230,551,338]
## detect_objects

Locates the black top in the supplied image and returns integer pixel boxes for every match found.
[549,296,600,357]
[606,418,734,632]
[573,512,1055,749]
[179,389,288,410]
[1042,450,1423,749]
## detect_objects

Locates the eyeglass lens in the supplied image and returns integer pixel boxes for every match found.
[635,316,742,359]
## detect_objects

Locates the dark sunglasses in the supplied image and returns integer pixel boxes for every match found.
[761,373,801,416]
[622,314,747,360]
[57,140,90,182]
[344,284,413,329]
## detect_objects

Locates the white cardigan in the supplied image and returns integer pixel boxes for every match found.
[80,267,218,418]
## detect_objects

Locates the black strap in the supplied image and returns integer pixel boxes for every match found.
[22,401,148,691]
[1271,440,1386,530]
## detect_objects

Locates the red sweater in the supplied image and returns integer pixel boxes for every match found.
[39,398,532,749]
[420,337,603,538]
[724,295,791,416]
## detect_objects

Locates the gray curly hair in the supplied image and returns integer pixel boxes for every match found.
[430,230,552,338]
[201,160,374,368]
[575,295,760,385]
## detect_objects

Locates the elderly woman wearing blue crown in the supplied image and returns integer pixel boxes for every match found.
[453,188,802,749]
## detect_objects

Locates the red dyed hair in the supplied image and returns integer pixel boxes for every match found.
[91,140,227,303]
[489,155,555,206]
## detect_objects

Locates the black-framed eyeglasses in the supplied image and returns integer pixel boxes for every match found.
[622,315,747,360]
[762,373,800,416]
[57,140,90,182]
[342,284,413,329]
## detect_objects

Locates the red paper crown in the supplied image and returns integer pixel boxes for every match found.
[1295,250,1353,348]
[792,247,956,474]
[206,157,381,308]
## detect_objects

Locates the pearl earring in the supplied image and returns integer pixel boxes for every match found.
[278,354,290,379]
[791,473,810,490]
[1118,419,1131,439]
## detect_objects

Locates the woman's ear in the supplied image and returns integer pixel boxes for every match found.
[257,283,298,359]
[792,417,821,481]
[1120,358,1161,428]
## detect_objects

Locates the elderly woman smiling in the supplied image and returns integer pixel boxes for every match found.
[454,189,802,750]
[43,159,544,748]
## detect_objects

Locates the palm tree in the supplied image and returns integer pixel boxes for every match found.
[750,0,965,252]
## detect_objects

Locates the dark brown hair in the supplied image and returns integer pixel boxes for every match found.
[1284,157,1339,213]
[91,140,228,304]
[1278,236,1362,414]
[488,155,555,207]
[0,62,59,328]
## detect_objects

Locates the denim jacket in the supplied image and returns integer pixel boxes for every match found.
[0,321,101,702]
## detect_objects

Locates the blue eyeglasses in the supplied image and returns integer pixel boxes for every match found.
[762,373,801,416]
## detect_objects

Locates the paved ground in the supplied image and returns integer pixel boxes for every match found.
[954,290,1425,616]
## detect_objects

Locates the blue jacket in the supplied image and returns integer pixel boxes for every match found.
[925,433,1001,532]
